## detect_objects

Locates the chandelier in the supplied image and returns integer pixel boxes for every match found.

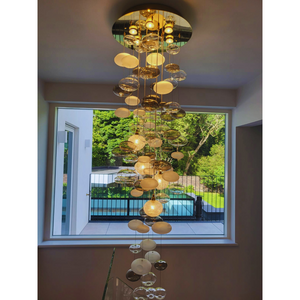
[111,5,192,299]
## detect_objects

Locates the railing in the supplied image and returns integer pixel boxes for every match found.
[89,172,225,221]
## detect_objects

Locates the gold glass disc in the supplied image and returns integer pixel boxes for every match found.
[163,129,181,140]
[164,63,180,73]
[151,160,172,171]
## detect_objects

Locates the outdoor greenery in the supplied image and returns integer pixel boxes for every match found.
[92,110,225,187]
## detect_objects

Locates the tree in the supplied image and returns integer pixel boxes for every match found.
[92,110,136,167]
[170,114,225,175]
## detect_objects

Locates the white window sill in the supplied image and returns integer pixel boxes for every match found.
[38,237,238,248]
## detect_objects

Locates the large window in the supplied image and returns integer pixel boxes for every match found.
[44,105,232,244]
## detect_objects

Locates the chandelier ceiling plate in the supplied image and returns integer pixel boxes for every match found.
[112,4,192,52]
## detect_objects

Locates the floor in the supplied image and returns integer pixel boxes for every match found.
[79,221,224,235]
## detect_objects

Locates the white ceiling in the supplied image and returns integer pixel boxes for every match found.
[38,0,262,89]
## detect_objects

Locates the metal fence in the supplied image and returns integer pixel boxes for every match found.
[89,172,225,221]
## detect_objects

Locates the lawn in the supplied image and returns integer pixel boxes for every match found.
[194,192,224,208]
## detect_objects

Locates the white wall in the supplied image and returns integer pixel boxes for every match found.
[54,109,93,235]
[234,74,262,127]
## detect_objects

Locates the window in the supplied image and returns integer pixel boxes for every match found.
[42,104,234,245]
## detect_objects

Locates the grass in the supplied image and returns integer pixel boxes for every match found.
[193,192,224,208]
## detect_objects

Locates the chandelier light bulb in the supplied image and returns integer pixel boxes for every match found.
[146,17,155,29]
[134,161,152,175]
[129,25,138,35]
[164,26,173,34]
[143,194,163,217]
[166,35,174,44]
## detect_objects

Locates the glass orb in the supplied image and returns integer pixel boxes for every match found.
[128,219,143,231]
[144,121,156,129]
[123,153,138,163]
[126,269,141,282]
[131,258,152,275]
[133,66,160,79]
[151,160,172,172]
[131,189,143,197]
[172,70,187,81]
[163,129,181,140]
[143,199,163,217]
[154,260,168,271]
[146,53,165,66]
[138,156,151,163]
[125,95,140,106]
[144,152,156,160]
[135,162,152,175]
[152,222,172,234]
[116,168,137,184]
[133,286,148,300]
[113,85,132,97]
[124,35,136,45]
[161,145,174,153]
[146,287,156,299]
[162,170,179,182]
[152,81,173,95]
[137,224,150,233]
[136,20,146,30]
[128,134,146,151]
[111,147,129,157]
[139,208,148,218]
[133,108,146,117]
[171,151,184,160]
[141,94,161,111]
[140,239,157,251]
[155,287,167,299]
[164,78,178,89]
[135,43,147,53]
[142,33,162,51]
[115,107,131,118]
[134,180,143,191]
[141,272,157,286]
[144,216,163,227]
[156,193,170,204]
[148,138,163,148]
[129,25,138,35]
[119,77,139,92]
[167,43,180,55]
[122,55,139,69]
[114,52,130,67]
[155,124,170,135]
[170,108,186,119]
[164,63,180,73]
[154,172,169,190]
[144,168,157,176]
[140,178,158,191]
[129,244,142,254]
[119,141,136,152]
[163,102,181,113]
[160,112,174,122]
[169,183,185,194]
[145,251,160,264]
[168,136,188,147]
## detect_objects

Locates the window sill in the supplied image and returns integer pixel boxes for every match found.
[38,237,238,248]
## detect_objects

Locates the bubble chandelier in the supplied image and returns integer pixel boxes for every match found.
[111,4,192,298]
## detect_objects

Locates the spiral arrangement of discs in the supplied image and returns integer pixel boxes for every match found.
[111,6,193,299]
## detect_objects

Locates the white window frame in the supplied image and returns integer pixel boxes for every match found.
[40,103,236,247]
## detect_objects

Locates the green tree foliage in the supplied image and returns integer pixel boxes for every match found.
[197,144,225,188]
[170,113,225,175]
[92,110,225,180]
[92,110,136,167]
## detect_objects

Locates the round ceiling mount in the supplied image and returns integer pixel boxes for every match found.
[112,4,192,52]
